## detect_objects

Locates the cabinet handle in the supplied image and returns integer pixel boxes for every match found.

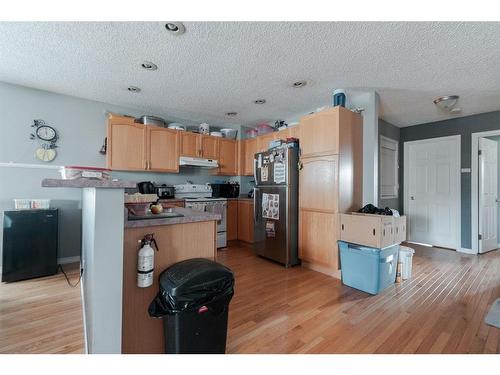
[373,229,376,236]
[144,159,147,169]
[341,224,344,231]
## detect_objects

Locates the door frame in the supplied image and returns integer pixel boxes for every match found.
[471,129,500,254]
[403,135,461,250]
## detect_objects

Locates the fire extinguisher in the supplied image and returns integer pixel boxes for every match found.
[137,233,159,288]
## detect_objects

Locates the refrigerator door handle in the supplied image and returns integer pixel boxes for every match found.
[253,157,258,184]
[253,187,259,223]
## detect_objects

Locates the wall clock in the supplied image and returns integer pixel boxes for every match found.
[30,119,59,162]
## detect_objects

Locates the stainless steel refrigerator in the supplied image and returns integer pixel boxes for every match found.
[253,143,299,267]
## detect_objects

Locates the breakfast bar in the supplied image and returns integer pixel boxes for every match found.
[41,178,220,354]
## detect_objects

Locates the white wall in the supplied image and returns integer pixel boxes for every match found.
[0,82,241,264]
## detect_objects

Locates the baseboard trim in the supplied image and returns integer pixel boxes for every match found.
[58,256,81,265]
[458,248,476,255]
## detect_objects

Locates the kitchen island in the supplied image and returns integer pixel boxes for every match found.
[41,179,220,354]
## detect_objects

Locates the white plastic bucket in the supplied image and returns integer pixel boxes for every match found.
[399,246,415,280]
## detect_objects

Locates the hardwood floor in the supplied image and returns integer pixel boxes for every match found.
[218,243,500,354]
[0,244,498,354]
[0,264,85,354]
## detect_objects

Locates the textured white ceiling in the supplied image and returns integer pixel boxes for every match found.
[1,22,500,127]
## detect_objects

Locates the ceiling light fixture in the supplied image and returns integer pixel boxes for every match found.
[292,80,307,88]
[225,112,238,117]
[127,86,141,93]
[433,95,459,111]
[254,99,266,104]
[141,61,158,71]
[165,22,186,35]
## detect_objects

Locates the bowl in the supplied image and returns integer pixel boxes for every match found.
[168,123,186,131]
[210,131,223,137]
[220,128,238,139]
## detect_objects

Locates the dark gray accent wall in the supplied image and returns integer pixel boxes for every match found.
[399,110,500,249]
[378,119,401,211]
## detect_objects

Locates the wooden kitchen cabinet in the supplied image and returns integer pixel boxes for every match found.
[240,138,257,176]
[180,131,200,157]
[238,200,254,243]
[107,114,179,172]
[299,210,340,268]
[297,107,363,278]
[148,127,179,172]
[218,138,238,175]
[107,118,148,171]
[299,106,361,158]
[201,135,218,159]
[227,200,238,241]
[256,132,275,152]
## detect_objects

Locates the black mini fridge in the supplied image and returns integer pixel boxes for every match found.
[2,209,58,282]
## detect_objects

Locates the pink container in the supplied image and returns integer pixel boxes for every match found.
[245,128,258,138]
[255,123,274,135]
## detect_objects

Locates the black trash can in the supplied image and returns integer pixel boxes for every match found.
[148,258,235,354]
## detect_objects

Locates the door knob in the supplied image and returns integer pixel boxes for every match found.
[410,196,415,200]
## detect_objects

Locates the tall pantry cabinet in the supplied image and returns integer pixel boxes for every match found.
[298,106,363,277]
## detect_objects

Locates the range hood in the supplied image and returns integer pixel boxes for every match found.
[179,156,219,168]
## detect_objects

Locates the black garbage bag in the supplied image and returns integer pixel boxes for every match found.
[148,258,235,317]
[358,204,393,216]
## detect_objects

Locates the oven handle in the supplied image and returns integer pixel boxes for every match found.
[253,157,258,184]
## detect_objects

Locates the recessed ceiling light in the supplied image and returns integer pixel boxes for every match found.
[127,86,141,93]
[165,22,186,35]
[141,61,158,71]
[433,95,459,110]
[292,80,307,88]
[254,99,266,104]
[225,112,238,117]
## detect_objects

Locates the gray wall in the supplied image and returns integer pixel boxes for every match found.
[399,110,500,249]
[0,82,240,264]
[378,119,401,211]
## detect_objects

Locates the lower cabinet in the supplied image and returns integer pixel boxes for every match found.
[227,200,238,241]
[237,200,254,243]
[299,210,340,269]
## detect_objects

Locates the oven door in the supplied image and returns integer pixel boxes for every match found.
[205,202,226,233]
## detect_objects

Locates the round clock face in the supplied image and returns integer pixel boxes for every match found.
[36,125,57,141]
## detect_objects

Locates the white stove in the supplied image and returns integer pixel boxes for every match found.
[174,183,227,248]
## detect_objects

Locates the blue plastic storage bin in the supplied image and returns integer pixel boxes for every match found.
[338,241,399,295]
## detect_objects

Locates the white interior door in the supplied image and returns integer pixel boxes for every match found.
[405,136,460,249]
[479,137,498,253]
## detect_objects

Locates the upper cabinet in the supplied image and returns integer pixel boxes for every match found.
[299,106,360,158]
[180,132,200,157]
[218,138,238,176]
[240,138,257,176]
[201,135,218,159]
[107,114,179,172]
[256,132,275,153]
[107,117,148,171]
[180,133,219,159]
[148,127,179,173]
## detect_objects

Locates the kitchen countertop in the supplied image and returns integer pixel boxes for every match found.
[42,178,137,189]
[124,206,220,228]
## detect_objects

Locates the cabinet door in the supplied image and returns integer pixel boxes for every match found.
[148,127,179,172]
[299,155,339,213]
[218,138,238,175]
[286,125,300,139]
[201,135,218,159]
[243,139,257,176]
[227,200,238,241]
[107,122,147,171]
[238,200,254,243]
[256,133,275,152]
[180,132,200,157]
[299,210,339,268]
[299,109,340,157]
